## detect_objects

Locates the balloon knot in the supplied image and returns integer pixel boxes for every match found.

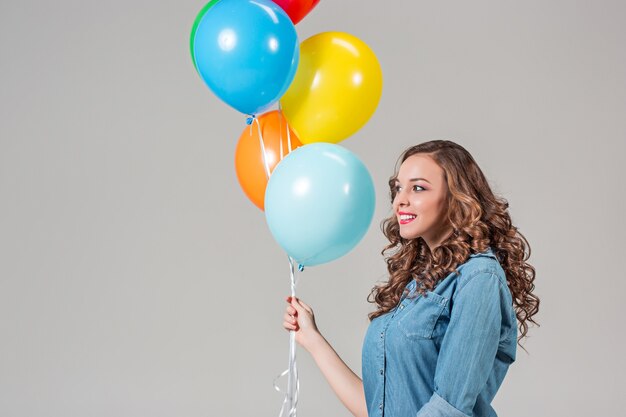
[298,264,305,272]
[246,115,255,125]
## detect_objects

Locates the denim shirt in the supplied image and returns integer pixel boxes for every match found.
[362,248,517,417]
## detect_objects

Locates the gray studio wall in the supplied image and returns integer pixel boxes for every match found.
[1,0,624,416]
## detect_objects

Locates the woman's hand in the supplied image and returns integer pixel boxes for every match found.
[283,296,322,352]
[283,296,367,417]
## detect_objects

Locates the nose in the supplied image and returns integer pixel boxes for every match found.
[394,187,409,208]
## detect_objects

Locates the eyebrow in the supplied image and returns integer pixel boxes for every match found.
[393,177,431,184]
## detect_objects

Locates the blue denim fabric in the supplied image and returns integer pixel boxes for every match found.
[362,247,517,417]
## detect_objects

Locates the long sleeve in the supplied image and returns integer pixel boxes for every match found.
[415,271,505,417]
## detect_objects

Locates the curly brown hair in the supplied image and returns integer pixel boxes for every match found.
[367,140,540,349]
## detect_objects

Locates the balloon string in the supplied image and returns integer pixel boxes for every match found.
[249,111,303,416]
[278,102,293,154]
[278,105,284,160]
[287,122,292,154]
[248,115,272,180]
[273,255,302,417]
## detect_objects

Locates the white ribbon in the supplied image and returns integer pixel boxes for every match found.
[278,102,293,158]
[248,108,293,181]
[246,112,299,417]
[249,116,272,179]
[273,255,302,417]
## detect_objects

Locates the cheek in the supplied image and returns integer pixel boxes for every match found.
[415,197,435,213]
[436,194,449,214]
[418,196,447,222]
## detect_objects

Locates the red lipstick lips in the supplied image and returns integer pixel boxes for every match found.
[398,211,417,225]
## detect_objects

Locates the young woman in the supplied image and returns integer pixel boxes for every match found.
[282,140,540,417]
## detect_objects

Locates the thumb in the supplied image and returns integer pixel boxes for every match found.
[290,297,305,312]
[297,298,310,309]
[294,297,313,314]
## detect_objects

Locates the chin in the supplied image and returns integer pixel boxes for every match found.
[400,230,421,241]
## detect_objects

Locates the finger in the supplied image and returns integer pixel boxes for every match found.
[286,298,298,314]
[284,313,296,323]
[295,297,313,314]
[290,297,305,312]
[283,321,296,330]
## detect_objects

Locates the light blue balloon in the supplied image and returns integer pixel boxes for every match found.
[265,143,376,267]
[193,0,299,115]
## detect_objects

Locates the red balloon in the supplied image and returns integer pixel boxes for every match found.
[272,0,320,25]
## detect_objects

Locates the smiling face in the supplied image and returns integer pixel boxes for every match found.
[392,153,452,249]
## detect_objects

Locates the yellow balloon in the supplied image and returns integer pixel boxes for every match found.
[280,32,383,144]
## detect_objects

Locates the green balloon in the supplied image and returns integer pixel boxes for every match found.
[190,0,221,71]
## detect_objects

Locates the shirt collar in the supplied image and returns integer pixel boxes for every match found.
[469,247,497,259]
[406,247,496,290]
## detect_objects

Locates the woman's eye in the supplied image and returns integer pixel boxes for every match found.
[393,185,424,193]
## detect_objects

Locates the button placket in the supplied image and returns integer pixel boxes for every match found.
[378,317,393,416]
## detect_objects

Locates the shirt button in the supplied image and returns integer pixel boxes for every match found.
[379,403,383,410]
[379,369,384,375]
[399,304,405,310]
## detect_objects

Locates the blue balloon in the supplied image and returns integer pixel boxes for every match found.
[193,0,299,115]
[264,143,376,266]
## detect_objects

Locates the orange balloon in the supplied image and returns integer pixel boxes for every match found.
[235,110,303,210]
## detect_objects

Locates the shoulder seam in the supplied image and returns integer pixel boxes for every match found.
[456,269,504,296]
